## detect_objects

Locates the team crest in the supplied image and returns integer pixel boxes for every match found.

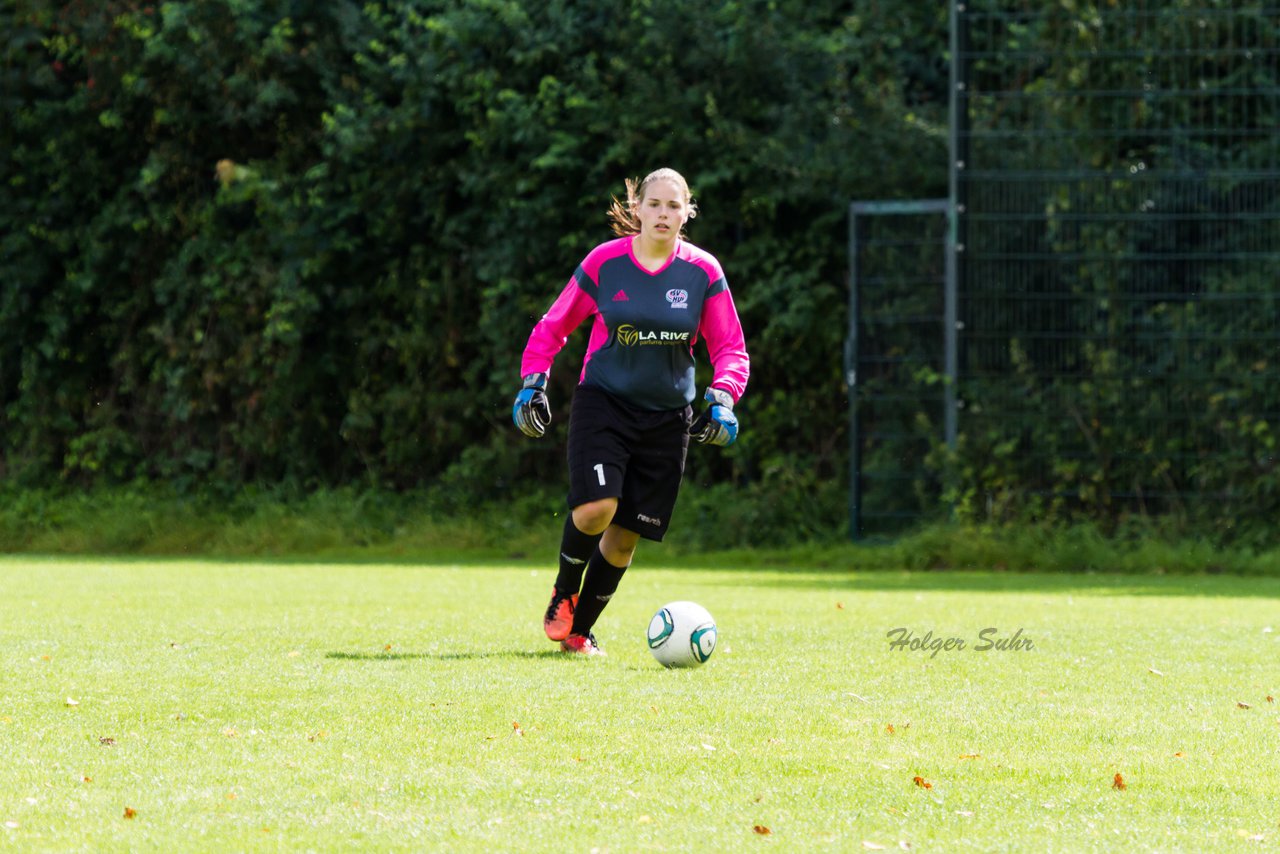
[666,289,689,309]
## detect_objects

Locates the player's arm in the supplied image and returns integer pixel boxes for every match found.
[691,287,750,446]
[513,274,596,438]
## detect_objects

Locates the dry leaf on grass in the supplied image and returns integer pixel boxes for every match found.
[123,807,137,819]
[752,825,772,835]
[1237,702,1252,709]
[912,776,933,789]
[1112,773,1126,790]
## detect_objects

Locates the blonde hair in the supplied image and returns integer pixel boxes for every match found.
[606,168,698,237]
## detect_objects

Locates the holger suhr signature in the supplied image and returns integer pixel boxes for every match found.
[886,627,1034,659]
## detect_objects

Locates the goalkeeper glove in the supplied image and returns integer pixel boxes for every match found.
[690,387,738,447]
[512,373,551,438]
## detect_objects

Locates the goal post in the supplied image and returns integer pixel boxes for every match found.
[846,199,957,541]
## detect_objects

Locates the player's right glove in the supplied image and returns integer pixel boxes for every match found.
[690,387,738,447]
[512,373,551,438]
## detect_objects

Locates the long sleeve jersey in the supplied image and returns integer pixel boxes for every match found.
[519,236,750,411]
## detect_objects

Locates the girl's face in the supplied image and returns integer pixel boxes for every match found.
[636,179,689,246]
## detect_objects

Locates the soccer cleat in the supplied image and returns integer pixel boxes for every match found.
[543,588,578,642]
[560,632,605,657]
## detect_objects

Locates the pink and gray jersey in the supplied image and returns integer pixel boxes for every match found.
[520,236,750,411]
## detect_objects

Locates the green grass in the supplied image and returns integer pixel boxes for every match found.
[2,557,1278,851]
[6,483,1280,574]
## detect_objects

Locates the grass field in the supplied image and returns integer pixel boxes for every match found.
[2,556,1278,851]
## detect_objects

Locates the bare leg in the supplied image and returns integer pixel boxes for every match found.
[599,524,640,568]
[572,497,618,535]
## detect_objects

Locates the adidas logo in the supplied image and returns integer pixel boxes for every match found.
[612,290,629,302]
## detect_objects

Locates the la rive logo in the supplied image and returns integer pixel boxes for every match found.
[666,289,689,309]
[616,324,691,347]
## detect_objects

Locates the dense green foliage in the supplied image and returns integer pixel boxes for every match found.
[5,482,1280,576]
[845,3,1279,546]
[949,3,1280,545]
[4,1,1275,548]
[1,0,948,518]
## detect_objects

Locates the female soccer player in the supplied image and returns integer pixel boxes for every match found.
[513,168,750,656]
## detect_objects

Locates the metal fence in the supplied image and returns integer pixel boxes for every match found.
[846,201,952,539]
[848,2,1280,538]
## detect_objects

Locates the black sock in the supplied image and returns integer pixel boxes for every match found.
[570,551,628,636]
[555,515,602,595]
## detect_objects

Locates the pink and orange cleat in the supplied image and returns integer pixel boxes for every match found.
[560,632,605,656]
[543,589,578,642]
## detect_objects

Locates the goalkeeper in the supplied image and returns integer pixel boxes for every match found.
[513,167,750,657]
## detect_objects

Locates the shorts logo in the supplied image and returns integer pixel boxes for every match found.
[616,324,691,347]
[666,289,689,309]
[637,513,662,526]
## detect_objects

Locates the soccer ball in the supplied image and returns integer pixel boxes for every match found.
[646,601,717,668]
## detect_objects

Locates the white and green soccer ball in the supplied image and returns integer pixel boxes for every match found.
[646,601,717,668]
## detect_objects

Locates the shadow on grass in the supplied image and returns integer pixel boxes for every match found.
[10,552,1280,599]
[693,567,1280,599]
[325,649,564,662]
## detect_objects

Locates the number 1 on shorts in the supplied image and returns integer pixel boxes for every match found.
[593,463,606,486]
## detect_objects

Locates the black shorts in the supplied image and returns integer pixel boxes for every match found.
[566,384,692,542]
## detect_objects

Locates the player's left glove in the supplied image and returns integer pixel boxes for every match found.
[690,387,738,447]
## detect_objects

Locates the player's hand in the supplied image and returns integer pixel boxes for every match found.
[512,373,551,438]
[690,387,738,447]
